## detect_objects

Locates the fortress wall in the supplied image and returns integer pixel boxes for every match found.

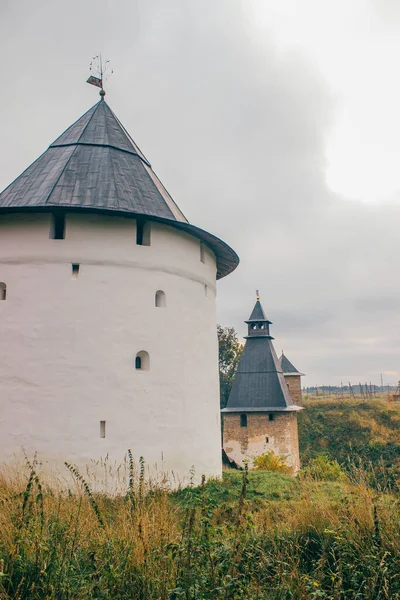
[222,412,300,473]
[0,212,221,488]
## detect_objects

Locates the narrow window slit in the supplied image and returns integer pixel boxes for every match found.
[240,414,247,428]
[50,213,65,239]
[72,264,80,279]
[136,221,151,246]
[200,242,206,263]
[100,421,106,438]
[0,283,6,300]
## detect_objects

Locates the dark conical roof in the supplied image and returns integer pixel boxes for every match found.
[222,301,301,412]
[0,99,239,279]
[246,299,272,323]
[279,353,304,375]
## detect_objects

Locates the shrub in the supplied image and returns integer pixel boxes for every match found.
[253,451,290,473]
[302,455,348,482]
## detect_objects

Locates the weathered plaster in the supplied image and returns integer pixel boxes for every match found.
[284,374,303,406]
[222,412,300,473]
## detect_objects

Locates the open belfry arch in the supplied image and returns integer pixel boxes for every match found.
[221,295,303,473]
[0,84,239,486]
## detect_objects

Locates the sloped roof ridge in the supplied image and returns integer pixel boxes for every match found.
[107,102,151,166]
[74,102,98,145]
[50,101,151,166]
[50,103,97,147]
[43,144,80,206]
[40,107,101,206]
[0,98,239,279]
[247,299,271,322]
[280,353,300,374]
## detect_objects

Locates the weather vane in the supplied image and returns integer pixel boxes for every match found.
[256,289,260,300]
[86,54,113,99]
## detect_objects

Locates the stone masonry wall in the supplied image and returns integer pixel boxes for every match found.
[222,412,300,473]
[284,375,302,406]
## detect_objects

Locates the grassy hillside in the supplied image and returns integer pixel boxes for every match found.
[1,457,400,599]
[298,396,400,485]
[0,399,399,599]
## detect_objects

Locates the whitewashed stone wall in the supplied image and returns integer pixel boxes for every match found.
[0,212,221,487]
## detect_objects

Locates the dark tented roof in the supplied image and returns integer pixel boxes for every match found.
[0,99,239,279]
[280,353,303,375]
[222,303,301,412]
[246,300,271,323]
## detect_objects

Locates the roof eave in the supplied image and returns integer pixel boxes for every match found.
[245,319,273,324]
[283,372,305,376]
[0,205,239,280]
[221,406,304,413]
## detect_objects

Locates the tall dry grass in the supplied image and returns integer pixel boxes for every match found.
[0,455,399,599]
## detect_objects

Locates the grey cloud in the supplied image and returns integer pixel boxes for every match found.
[0,0,399,385]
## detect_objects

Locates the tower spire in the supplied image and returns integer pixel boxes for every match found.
[246,294,273,338]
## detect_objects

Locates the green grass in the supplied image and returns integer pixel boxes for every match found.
[175,470,297,504]
[299,396,400,486]
[0,398,400,599]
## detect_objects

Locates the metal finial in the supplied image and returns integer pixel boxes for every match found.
[86,54,113,98]
[256,289,260,300]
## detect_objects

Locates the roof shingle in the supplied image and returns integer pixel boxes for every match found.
[0,99,239,279]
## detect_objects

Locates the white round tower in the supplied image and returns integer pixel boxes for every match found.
[0,96,238,486]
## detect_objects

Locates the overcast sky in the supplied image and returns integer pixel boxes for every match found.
[1,0,399,386]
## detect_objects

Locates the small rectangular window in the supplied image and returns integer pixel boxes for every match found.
[200,242,205,263]
[240,414,247,428]
[50,214,65,240]
[266,437,269,443]
[269,414,275,422]
[136,221,151,246]
[100,421,106,438]
[72,264,80,279]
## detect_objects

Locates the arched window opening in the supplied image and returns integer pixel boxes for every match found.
[135,350,150,371]
[200,242,206,263]
[50,213,65,240]
[251,324,257,330]
[240,414,247,428]
[0,283,6,301]
[155,290,166,308]
[136,221,151,246]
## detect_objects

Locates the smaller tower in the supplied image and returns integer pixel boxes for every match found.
[279,352,305,406]
[221,296,303,473]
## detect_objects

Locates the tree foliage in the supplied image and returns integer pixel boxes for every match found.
[217,325,243,408]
